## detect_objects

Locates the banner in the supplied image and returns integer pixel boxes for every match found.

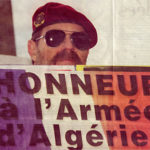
[0,66,150,150]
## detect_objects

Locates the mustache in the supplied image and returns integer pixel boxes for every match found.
[52,49,82,64]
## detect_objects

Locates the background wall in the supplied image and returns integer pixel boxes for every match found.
[0,0,16,56]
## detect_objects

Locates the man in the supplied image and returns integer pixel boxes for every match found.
[28,2,97,65]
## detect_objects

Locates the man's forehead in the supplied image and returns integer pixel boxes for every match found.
[41,23,85,35]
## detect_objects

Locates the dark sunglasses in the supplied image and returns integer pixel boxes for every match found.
[34,30,91,50]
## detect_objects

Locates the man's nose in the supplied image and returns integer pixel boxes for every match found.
[62,35,74,50]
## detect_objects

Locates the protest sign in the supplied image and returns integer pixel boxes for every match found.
[0,66,150,150]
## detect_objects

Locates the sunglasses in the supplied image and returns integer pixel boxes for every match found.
[34,30,91,50]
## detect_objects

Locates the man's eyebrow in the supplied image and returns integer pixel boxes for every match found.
[32,30,42,41]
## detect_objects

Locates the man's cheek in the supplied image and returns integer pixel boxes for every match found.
[80,53,88,61]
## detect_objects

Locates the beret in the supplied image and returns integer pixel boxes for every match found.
[32,2,97,48]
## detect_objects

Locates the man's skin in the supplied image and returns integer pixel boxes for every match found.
[28,23,89,65]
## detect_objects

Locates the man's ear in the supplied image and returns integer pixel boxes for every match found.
[28,40,37,62]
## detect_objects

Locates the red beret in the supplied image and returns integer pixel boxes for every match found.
[32,2,97,48]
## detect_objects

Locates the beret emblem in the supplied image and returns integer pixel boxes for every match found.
[34,12,45,28]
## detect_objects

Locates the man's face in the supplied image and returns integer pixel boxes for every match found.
[28,23,89,65]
